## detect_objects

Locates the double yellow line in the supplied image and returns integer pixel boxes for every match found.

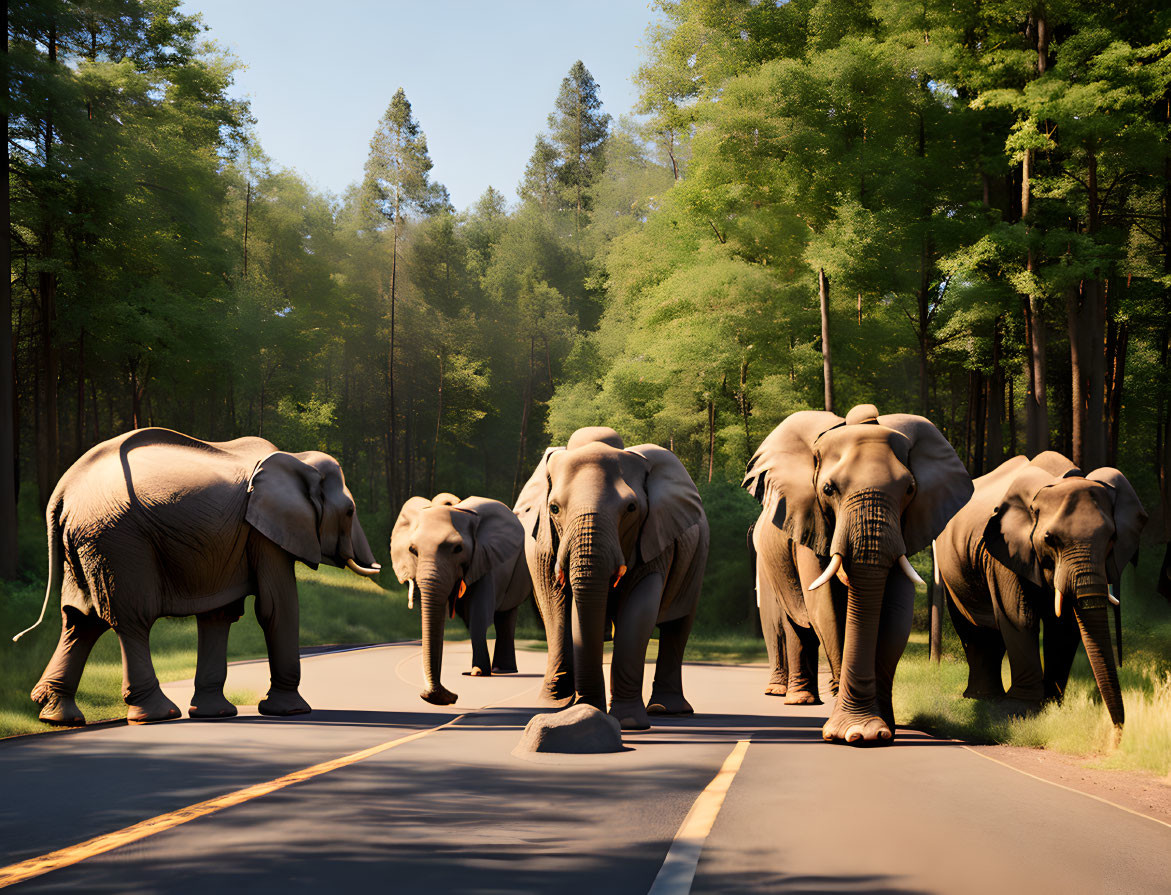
[0,715,469,888]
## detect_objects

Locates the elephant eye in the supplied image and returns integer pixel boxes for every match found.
[822,481,837,497]
[346,506,355,517]
[1044,531,1060,548]
[452,543,463,554]
[626,502,637,513]
[549,504,560,515]
[408,545,418,556]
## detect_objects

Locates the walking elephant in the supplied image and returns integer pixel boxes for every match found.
[390,493,531,706]
[514,426,709,730]
[934,452,1145,731]
[17,428,381,725]
[743,405,971,744]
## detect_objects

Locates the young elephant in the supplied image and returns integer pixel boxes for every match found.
[515,426,709,731]
[743,404,971,744]
[17,428,381,725]
[934,452,1145,731]
[390,494,530,706]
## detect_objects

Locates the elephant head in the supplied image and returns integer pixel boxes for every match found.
[390,495,523,705]
[516,426,704,710]
[984,453,1146,728]
[744,404,971,741]
[245,450,380,575]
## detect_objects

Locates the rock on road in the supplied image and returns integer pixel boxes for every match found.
[1,643,1168,893]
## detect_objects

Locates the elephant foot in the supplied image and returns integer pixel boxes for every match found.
[784,690,821,705]
[491,664,519,675]
[647,691,693,716]
[34,690,86,727]
[258,689,311,717]
[764,682,787,697]
[188,690,238,719]
[126,690,182,725]
[822,704,892,745]
[609,698,651,731]
[420,685,458,706]
[462,666,490,677]
[963,685,1006,700]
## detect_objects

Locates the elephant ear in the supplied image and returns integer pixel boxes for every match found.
[742,411,843,554]
[984,465,1057,586]
[878,414,973,556]
[245,451,325,568]
[1086,468,1147,580]
[627,444,706,562]
[1029,450,1083,479]
[513,446,563,543]
[390,496,433,584]
[464,499,524,585]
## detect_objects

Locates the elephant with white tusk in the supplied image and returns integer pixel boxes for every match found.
[515,427,708,731]
[390,494,531,706]
[934,452,1145,732]
[743,405,972,745]
[19,428,381,726]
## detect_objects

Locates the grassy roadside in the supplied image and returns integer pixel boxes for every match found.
[895,559,1171,778]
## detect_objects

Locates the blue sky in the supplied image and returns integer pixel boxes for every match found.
[180,1,660,211]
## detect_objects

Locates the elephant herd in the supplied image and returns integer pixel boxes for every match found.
[19,404,1147,746]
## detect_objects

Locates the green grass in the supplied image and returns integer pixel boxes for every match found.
[0,566,420,738]
[895,558,1171,777]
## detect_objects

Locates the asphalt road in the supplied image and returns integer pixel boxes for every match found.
[1,642,1168,894]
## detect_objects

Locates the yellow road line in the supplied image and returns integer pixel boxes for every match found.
[962,746,1171,831]
[648,739,751,895]
[0,674,540,890]
[0,718,465,889]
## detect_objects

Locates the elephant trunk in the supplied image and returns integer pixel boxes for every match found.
[416,568,453,703]
[1059,554,1124,730]
[565,512,624,711]
[834,490,905,719]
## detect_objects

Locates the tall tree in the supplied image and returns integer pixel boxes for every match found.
[1,0,16,577]
[360,87,448,507]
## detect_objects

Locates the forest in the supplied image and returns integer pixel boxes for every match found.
[3,0,1171,632]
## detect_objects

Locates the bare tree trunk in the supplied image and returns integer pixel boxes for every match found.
[1082,278,1107,471]
[987,319,1004,468]
[0,11,17,576]
[819,267,833,413]
[1106,320,1127,466]
[707,397,715,484]
[430,351,444,494]
[1068,284,1085,468]
[242,179,251,279]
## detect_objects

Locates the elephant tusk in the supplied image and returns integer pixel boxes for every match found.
[898,555,925,586]
[407,579,415,609]
[755,570,761,608]
[1055,588,1064,618]
[556,563,566,587]
[809,554,843,591]
[612,565,627,589]
[932,540,941,586]
[1108,585,1119,607]
[346,558,381,577]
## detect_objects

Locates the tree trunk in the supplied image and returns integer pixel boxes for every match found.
[36,20,60,512]
[1106,320,1127,466]
[388,219,399,509]
[1068,284,1085,468]
[819,267,833,413]
[1082,278,1107,471]
[512,337,535,501]
[430,351,444,494]
[1024,291,1048,456]
[987,319,1004,468]
[707,396,715,484]
[0,10,16,576]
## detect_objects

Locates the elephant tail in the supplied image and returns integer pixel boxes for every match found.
[12,498,63,642]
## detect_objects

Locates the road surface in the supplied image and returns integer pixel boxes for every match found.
[1,642,1168,893]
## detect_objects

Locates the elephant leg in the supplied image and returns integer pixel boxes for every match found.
[874,574,916,733]
[945,589,1006,699]
[252,542,310,717]
[491,606,519,674]
[31,607,108,726]
[190,599,244,718]
[785,620,822,705]
[757,567,787,697]
[116,621,181,724]
[464,582,494,677]
[1041,617,1081,704]
[648,611,695,716]
[988,564,1043,706]
[608,573,662,731]
[795,544,845,698]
